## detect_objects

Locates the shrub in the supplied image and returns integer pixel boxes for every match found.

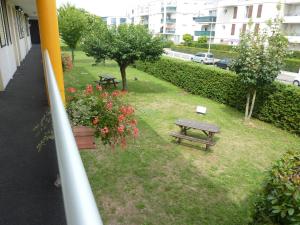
[135,58,300,135]
[162,40,175,48]
[66,85,138,147]
[251,151,300,225]
[61,53,73,71]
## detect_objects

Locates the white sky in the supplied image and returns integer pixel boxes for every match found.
[56,0,138,17]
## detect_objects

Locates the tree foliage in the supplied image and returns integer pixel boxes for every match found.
[81,15,110,63]
[231,18,289,120]
[197,36,208,44]
[82,24,164,90]
[58,4,87,62]
[183,33,193,46]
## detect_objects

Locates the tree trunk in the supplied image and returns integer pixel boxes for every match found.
[120,65,127,91]
[248,89,257,119]
[245,92,250,120]
[71,49,75,64]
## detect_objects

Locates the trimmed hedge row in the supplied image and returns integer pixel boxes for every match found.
[135,58,300,135]
[171,45,300,73]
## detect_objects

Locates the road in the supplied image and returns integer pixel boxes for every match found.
[164,49,299,85]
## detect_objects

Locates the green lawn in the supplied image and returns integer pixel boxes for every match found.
[64,51,300,225]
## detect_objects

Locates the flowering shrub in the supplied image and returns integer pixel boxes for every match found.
[66,84,138,148]
[62,53,73,72]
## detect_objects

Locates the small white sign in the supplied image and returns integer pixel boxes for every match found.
[196,106,207,114]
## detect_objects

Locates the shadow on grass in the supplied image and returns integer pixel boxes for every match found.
[83,118,252,225]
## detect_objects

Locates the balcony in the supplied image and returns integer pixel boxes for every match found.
[161,6,177,13]
[161,18,176,23]
[194,31,215,36]
[283,16,300,24]
[286,35,300,43]
[165,28,176,34]
[193,16,216,23]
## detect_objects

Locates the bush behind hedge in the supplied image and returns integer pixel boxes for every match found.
[135,58,300,135]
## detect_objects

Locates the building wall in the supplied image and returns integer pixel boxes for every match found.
[0,1,31,91]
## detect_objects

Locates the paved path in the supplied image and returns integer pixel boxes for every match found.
[164,49,299,85]
[0,45,66,225]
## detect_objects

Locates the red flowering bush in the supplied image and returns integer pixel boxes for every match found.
[62,53,73,72]
[66,84,138,148]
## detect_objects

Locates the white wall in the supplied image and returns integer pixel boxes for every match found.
[0,1,32,91]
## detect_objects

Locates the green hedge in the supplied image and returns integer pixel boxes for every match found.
[283,58,300,73]
[171,45,300,73]
[135,58,300,135]
[251,151,300,225]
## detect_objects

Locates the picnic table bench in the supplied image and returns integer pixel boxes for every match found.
[170,119,220,150]
[94,74,120,88]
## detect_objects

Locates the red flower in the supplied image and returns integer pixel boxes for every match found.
[133,127,139,138]
[101,127,109,135]
[101,92,109,98]
[130,119,138,126]
[92,116,99,125]
[118,114,125,122]
[112,90,120,97]
[117,125,125,133]
[96,85,102,91]
[85,84,93,94]
[106,102,113,110]
[120,106,135,116]
[67,87,76,93]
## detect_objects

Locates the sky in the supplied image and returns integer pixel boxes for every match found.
[56,0,138,17]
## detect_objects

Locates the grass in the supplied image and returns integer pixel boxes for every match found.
[64,51,300,225]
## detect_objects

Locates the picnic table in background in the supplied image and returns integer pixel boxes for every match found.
[170,119,220,150]
[95,74,120,88]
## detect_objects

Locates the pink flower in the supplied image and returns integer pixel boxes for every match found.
[85,84,93,94]
[67,87,76,93]
[101,92,109,98]
[118,114,125,122]
[106,102,113,110]
[101,127,109,135]
[117,125,125,133]
[112,90,120,97]
[120,106,134,116]
[130,119,138,126]
[133,127,139,138]
[96,85,102,91]
[92,116,99,125]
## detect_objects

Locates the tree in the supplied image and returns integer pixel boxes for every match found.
[183,34,193,46]
[231,18,289,120]
[81,15,110,63]
[58,4,87,63]
[197,36,208,45]
[83,24,164,91]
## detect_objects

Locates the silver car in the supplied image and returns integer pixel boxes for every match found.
[293,73,300,86]
[191,52,214,64]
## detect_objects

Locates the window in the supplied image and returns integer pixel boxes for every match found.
[254,23,259,34]
[15,8,24,39]
[231,24,235,35]
[242,24,247,33]
[246,5,253,18]
[233,7,238,19]
[0,0,11,47]
[257,4,262,18]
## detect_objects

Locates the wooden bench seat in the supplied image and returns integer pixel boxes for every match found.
[170,131,214,145]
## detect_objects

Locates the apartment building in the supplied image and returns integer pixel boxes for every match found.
[101,16,129,26]
[131,0,300,49]
[130,0,205,43]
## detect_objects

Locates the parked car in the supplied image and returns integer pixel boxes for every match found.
[215,58,232,70]
[191,52,214,64]
[293,73,300,87]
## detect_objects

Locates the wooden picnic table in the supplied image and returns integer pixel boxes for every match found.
[170,119,220,150]
[95,74,120,88]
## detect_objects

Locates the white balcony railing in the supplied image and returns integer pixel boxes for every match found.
[43,50,103,225]
[283,16,300,24]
